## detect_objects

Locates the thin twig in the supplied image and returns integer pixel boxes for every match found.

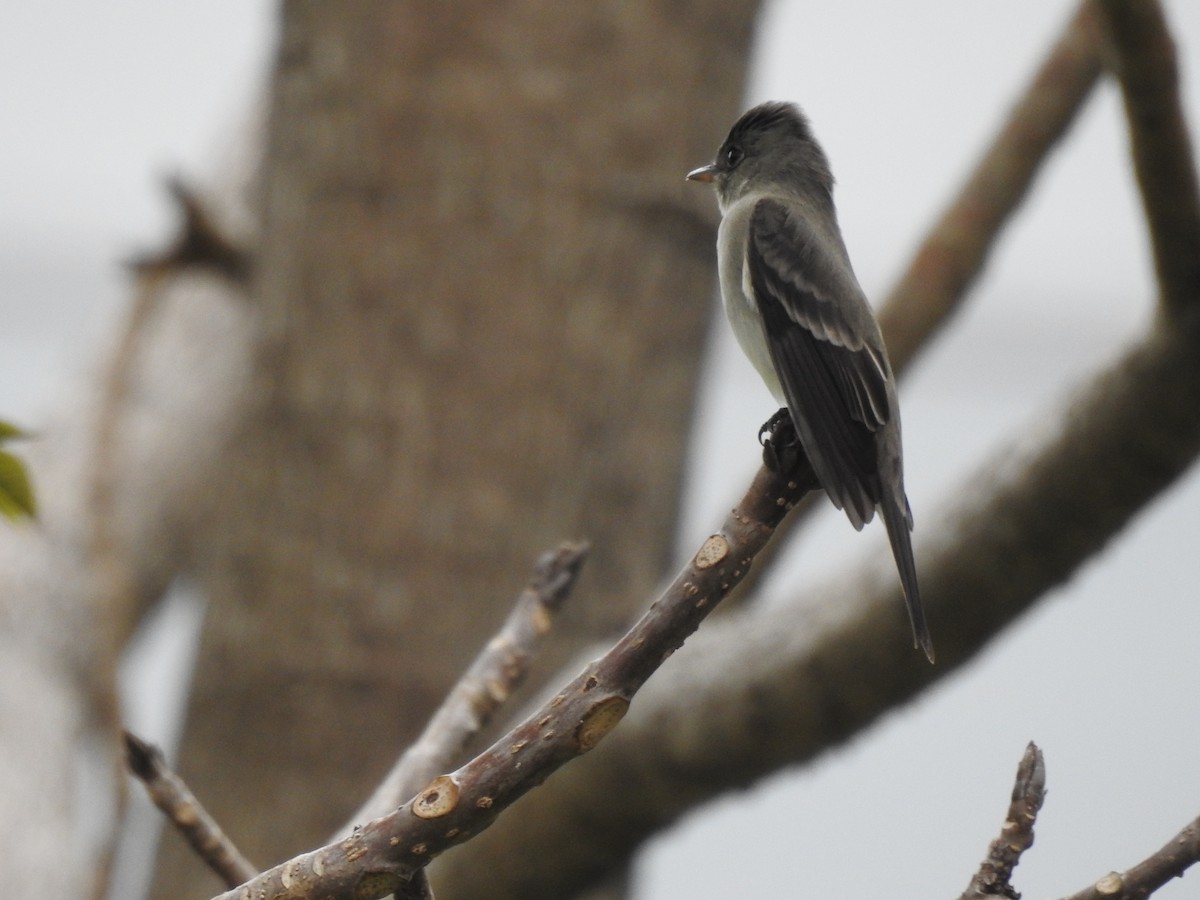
[123,731,257,888]
[338,541,590,835]
[91,178,253,661]
[1094,0,1200,317]
[205,462,819,899]
[93,184,256,895]
[127,177,253,285]
[338,545,587,900]
[1061,815,1200,900]
[130,545,587,898]
[959,742,1046,900]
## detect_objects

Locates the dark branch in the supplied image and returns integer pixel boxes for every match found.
[338,541,590,834]
[1095,0,1200,318]
[960,742,1046,900]
[205,462,819,899]
[435,286,1200,900]
[133,545,587,898]
[1061,814,1200,900]
[127,177,252,286]
[123,731,256,888]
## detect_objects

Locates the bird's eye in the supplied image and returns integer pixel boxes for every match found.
[723,145,744,168]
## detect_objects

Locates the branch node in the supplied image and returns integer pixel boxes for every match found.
[127,176,252,287]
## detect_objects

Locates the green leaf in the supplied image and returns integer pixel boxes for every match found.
[0,449,36,520]
[0,420,27,441]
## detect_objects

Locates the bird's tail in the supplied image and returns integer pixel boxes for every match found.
[881,494,934,664]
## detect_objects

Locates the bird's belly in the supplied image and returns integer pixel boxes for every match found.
[719,268,784,404]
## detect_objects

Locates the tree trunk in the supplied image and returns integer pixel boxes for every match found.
[152,2,759,895]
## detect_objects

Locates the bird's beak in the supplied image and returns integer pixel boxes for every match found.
[686,164,717,183]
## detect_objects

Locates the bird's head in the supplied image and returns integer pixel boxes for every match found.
[687,101,834,212]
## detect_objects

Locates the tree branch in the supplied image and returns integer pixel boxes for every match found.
[124,731,257,888]
[430,5,1200,893]
[960,742,1046,900]
[134,544,586,897]
[90,178,253,668]
[1095,0,1200,317]
[205,463,819,899]
[338,541,590,835]
[1061,814,1200,900]
[127,725,437,900]
[959,744,1200,900]
[435,312,1200,898]
[879,0,1104,371]
[127,177,252,287]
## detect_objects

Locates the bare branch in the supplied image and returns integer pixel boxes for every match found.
[957,744,1200,900]
[124,731,256,888]
[435,304,1200,898]
[132,544,586,897]
[204,463,820,899]
[1062,815,1200,900]
[90,180,259,897]
[425,9,1200,894]
[879,0,1104,371]
[1095,0,1200,317]
[90,178,254,663]
[339,541,590,834]
[960,742,1046,900]
[127,177,252,287]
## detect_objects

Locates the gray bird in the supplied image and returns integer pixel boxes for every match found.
[688,101,933,663]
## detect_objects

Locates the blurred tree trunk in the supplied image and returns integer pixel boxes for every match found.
[152,2,759,896]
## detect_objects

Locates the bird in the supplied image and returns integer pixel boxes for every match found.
[687,101,933,663]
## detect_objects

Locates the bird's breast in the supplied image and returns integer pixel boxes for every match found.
[716,211,785,403]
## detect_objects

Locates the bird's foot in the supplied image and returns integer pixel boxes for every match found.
[760,408,801,473]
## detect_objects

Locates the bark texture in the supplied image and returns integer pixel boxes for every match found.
[152,2,759,895]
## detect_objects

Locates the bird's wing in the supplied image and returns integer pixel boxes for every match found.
[746,197,890,526]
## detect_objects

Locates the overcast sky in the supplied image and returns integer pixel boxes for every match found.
[2,3,1199,899]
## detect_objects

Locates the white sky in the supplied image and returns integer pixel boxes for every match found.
[2,2,1199,899]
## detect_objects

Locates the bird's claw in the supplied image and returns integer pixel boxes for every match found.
[758,408,792,446]
[760,408,801,473]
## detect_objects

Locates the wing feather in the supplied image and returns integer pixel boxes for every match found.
[746,199,890,526]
